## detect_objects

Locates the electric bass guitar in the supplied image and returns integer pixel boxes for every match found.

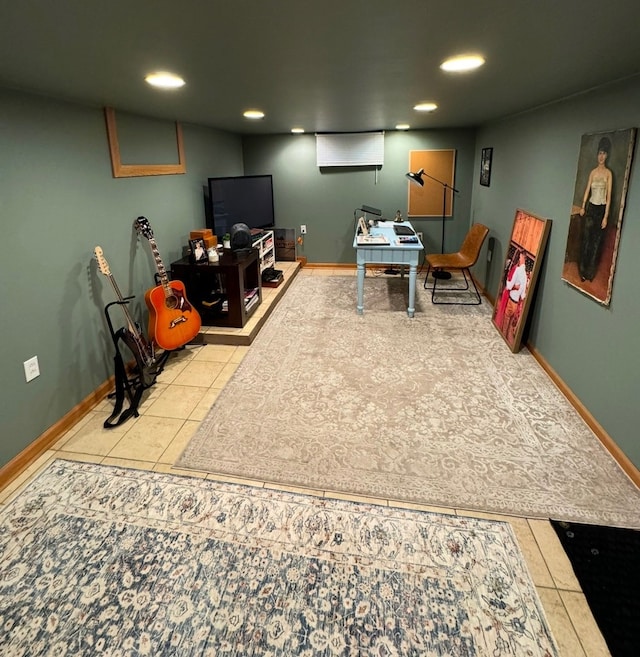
[94,246,158,387]
[134,216,202,351]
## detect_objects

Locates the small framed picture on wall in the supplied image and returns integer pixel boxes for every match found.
[480,147,493,187]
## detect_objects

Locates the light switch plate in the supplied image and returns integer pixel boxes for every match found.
[24,356,40,382]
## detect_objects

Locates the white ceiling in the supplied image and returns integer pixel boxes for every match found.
[1,0,640,135]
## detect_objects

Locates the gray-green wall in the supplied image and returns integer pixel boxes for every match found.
[242,130,477,262]
[0,89,243,465]
[471,76,640,467]
[2,75,639,472]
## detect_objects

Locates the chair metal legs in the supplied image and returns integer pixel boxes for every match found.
[423,267,482,305]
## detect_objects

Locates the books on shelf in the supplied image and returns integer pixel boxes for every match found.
[214,288,260,316]
[244,287,260,312]
[245,296,259,313]
[244,287,260,313]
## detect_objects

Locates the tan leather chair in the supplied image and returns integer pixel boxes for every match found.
[424,223,489,304]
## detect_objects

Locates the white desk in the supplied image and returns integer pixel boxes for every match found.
[352,221,424,317]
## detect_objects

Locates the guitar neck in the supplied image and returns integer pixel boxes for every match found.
[148,237,173,295]
[95,243,157,368]
[107,274,139,335]
[106,272,154,367]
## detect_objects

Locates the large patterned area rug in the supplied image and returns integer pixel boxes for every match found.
[178,275,640,529]
[0,460,559,656]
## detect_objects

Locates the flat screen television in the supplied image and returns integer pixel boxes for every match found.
[206,175,275,237]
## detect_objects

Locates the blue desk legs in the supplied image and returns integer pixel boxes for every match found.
[357,262,417,316]
[407,263,417,317]
[356,263,365,315]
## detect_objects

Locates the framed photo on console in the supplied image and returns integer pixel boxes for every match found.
[189,238,208,264]
[492,209,551,353]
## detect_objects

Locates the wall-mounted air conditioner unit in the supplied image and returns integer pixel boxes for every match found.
[316,132,384,167]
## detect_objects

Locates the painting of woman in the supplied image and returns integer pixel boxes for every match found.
[577,136,612,282]
[492,210,551,353]
[562,129,636,305]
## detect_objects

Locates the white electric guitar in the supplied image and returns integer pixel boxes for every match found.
[94,246,157,387]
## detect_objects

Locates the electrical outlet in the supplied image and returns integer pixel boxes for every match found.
[417,231,423,242]
[300,224,307,234]
[24,356,40,382]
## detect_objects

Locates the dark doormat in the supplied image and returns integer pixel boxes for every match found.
[551,520,640,657]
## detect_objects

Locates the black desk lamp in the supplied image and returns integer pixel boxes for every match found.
[406,168,460,279]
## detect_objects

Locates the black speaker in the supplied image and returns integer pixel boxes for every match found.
[230,223,252,250]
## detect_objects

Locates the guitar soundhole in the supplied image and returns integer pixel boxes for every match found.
[165,295,180,310]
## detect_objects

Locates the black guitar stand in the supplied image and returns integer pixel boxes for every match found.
[103,297,171,428]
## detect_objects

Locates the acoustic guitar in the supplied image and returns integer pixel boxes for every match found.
[94,246,158,387]
[134,216,202,351]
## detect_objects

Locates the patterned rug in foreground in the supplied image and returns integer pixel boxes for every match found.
[0,460,558,657]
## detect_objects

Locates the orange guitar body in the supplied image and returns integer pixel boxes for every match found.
[144,280,202,351]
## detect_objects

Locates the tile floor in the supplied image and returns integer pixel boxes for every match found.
[0,266,611,657]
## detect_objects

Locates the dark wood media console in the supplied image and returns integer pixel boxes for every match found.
[170,249,261,328]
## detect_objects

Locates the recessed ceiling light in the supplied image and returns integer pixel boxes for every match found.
[395,124,410,131]
[440,55,485,72]
[413,103,438,112]
[291,127,305,134]
[243,110,265,120]
[144,72,185,89]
